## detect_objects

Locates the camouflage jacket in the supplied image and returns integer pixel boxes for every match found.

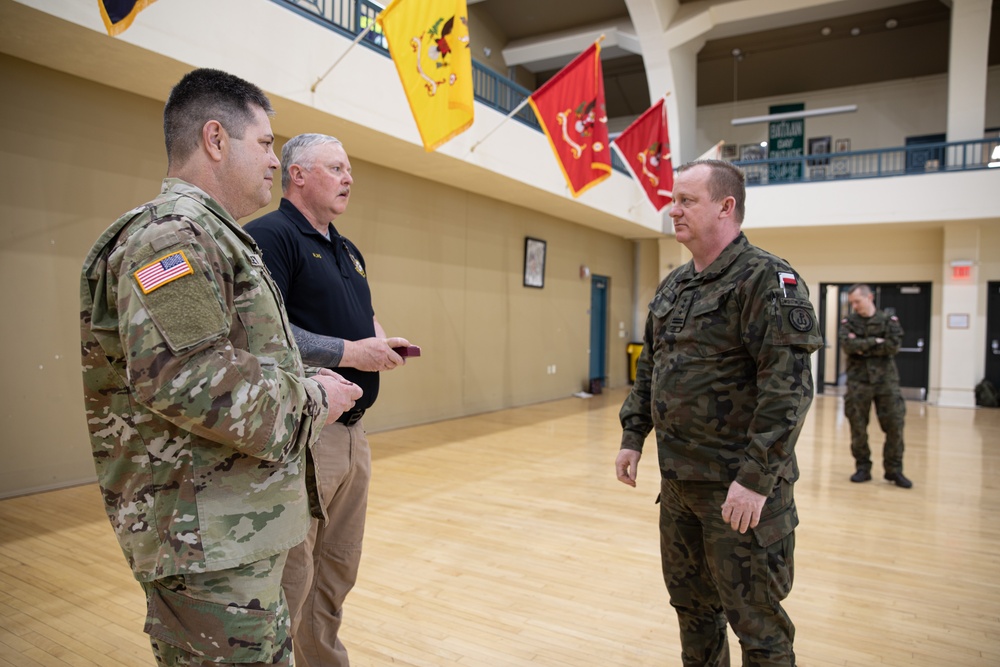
[838,309,903,385]
[619,233,823,496]
[80,178,330,582]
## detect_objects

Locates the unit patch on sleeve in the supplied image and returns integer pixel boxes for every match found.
[788,307,814,332]
[134,250,194,294]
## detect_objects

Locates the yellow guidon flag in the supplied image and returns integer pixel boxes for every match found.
[377,0,474,152]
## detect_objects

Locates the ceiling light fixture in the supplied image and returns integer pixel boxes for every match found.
[885,18,898,29]
[850,27,861,36]
[731,104,859,126]
[820,26,832,36]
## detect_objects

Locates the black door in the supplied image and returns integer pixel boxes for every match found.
[876,283,931,400]
[905,133,945,173]
[986,282,1000,386]
[818,282,932,400]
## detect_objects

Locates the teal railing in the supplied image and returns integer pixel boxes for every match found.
[269,0,630,173]
[271,0,999,186]
[734,138,999,185]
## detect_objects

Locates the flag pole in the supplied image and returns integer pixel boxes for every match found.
[469,96,532,153]
[471,34,607,153]
[311,12,384,93]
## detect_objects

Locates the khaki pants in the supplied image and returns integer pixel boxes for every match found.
[283,420,370,667]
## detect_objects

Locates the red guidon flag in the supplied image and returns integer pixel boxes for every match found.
[611,97,674,213]
[528,41,611,197]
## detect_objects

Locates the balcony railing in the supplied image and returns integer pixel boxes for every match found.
[269,0,630,174]
[271,0,999,187]
[733,138,1000,186]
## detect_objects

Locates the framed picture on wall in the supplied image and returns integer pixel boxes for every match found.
[835,138,851,153]
[808,136,831,166]
[523,237,547,288]
[721,143,739,160]
[740,144,766,162]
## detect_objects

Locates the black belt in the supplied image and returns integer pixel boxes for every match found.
[337,408,365,426]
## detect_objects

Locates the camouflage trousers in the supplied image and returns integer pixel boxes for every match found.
[844,381,906,474]
[141,552,294,666]
[659,478,797,667]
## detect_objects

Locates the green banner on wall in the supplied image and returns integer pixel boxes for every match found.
[768,103,804,182]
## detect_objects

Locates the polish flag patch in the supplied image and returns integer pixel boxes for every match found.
[778,271,797,288]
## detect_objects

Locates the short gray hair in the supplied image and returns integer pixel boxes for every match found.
[281,133,343,191]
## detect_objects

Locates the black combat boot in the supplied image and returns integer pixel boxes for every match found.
[884,472,913,488]
[850,469,872,483]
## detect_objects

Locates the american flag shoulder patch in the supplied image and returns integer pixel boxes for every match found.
[134,250,194,294]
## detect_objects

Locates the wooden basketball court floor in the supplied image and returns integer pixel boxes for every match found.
[1,388,998,666]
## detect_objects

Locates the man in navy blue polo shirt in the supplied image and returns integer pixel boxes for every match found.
[245,134,411,667]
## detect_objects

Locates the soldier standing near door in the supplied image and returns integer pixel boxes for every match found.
[839,283,912,488]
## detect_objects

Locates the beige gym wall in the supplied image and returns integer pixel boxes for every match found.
[746,222,1000,400]
[0,54,637,498]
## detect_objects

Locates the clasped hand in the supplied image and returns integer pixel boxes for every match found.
[313,369,363,424]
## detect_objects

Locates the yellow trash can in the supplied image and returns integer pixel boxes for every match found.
[626,342,643,384]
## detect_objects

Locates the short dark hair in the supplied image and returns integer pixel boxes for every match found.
[163,68,273,166]
[676,159,746,223]
[848,283,872,297]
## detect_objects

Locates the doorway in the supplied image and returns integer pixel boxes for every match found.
[986,281,1000,386]
[818,282,932,400]
[589,275,609,390]
[904,133,945,173]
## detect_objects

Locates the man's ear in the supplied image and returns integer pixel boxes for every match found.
[288,163,307,186]
[720,196,736,217]
[202,120,225,162]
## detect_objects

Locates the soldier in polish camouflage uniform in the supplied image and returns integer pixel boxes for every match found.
[80,69,361,667]
[838,284,911,488]
[616,160,822,667]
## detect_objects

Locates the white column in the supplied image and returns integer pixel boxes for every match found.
[935,223,981,408]
[624,0,688,159]
[664,39,705,165]
[946,0,992,142]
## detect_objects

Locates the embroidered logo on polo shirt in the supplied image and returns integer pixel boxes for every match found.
[345,247,366,278]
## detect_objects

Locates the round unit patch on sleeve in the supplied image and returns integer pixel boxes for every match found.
[789,307,814,332]
[134,250,194,294]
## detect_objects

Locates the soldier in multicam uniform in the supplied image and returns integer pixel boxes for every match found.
[79,69,362,667]
[616,160,822,667]
[838,284,912,488]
